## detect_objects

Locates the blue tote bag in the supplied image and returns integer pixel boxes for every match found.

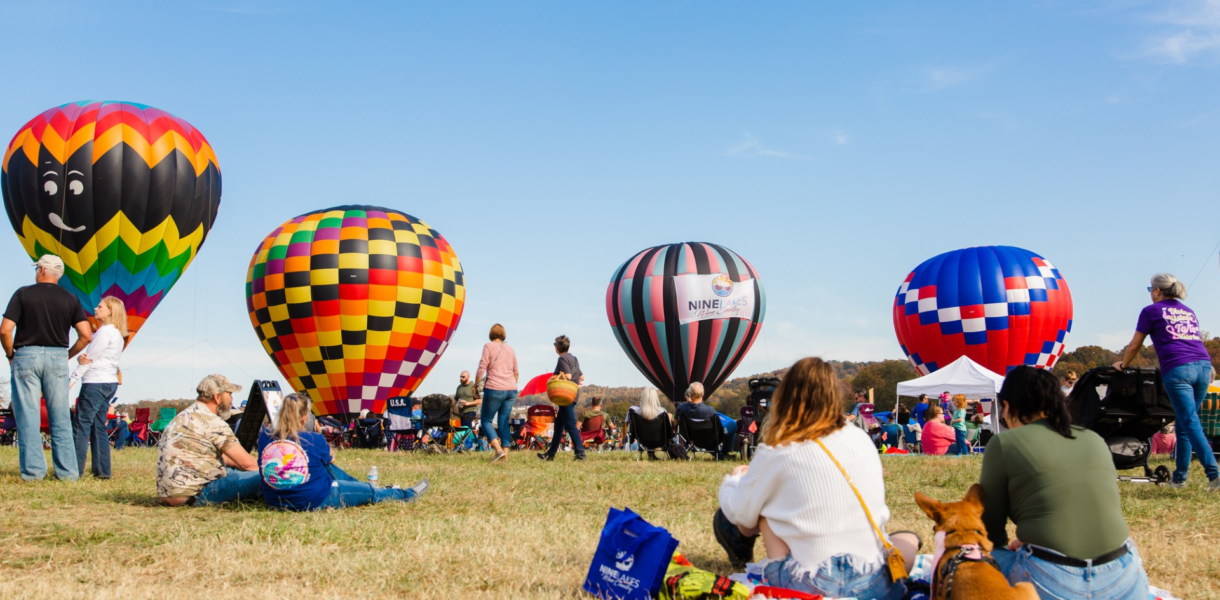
[584,507,680,600]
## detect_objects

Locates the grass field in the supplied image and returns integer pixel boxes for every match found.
[0,446,1216,600]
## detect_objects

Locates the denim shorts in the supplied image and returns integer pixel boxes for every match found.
[991,539,1149,600]
[760,553,906,600]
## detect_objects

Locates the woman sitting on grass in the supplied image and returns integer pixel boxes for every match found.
[919,405,956,455]
[258,393,428,511]
[712,357,919,600]
[983,366,1149,599]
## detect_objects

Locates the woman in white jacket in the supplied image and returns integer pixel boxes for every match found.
[70,297,126,479]
[713,357,920,600]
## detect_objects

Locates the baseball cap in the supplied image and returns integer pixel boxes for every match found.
[34,254,64,274]
[197,374,243,397]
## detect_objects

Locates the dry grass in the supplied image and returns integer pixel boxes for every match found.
[0,447,1215,599]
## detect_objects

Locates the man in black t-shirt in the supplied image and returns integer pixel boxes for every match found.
[539,335,587,462]
[1,255,92,480]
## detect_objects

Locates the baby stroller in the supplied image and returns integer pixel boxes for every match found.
[519,404,556,451]
[419,394,457,452]
[737,377,780,460]
[1069,366,1175,485]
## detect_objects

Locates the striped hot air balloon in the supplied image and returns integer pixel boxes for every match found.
[606,242,766,402]
[246,206,465,417]
[893,246,1073,376]
[1,101,221,343]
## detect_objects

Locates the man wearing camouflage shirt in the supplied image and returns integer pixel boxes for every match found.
[156,374,261,506]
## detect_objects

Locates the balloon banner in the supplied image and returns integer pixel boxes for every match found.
[606,242,765,402]
[893,245,1073,376]
[246,206,465,417]
[2,101,221,342]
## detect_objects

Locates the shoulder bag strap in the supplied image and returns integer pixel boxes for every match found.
[815,439,908,580]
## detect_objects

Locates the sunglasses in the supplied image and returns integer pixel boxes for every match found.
[1147,286,1153,292]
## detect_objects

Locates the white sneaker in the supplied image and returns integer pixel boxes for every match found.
[1209,478,1219,494]
[1165,481,1186,489]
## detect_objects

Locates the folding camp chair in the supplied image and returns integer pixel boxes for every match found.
[521,405,556,450]
[677,413,727,460]
[964,421,981,452]
[626,410,673,460]
[903,424,921,453]
[0,408,15,446]
[147,407,176,446]
[579,414,609,452]
[1201,387,1220,452]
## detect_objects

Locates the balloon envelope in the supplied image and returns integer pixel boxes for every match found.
[893,245,1073,376]
[2,101,221,341]
[606,242,765,402]
[246,206,465,416]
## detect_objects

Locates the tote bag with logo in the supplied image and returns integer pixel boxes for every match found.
[584,507,680,600]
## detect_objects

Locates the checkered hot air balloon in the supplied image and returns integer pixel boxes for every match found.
[893,246,1073,376]
[606,242,766,402]
[246,206,465,417]
[2,101,221,343]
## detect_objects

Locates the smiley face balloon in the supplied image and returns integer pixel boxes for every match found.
[1,101,221,342]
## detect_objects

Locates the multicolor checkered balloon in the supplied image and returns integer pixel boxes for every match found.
[2,101,221,343]
[893,246,1073,376]
[246,206,465,417]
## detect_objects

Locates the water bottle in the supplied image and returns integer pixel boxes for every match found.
[367,466,379,487]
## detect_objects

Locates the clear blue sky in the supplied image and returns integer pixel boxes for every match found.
[1,1,1218,403]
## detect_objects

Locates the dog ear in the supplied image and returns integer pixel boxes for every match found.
[963,483,985,507]
[914,492,942,522]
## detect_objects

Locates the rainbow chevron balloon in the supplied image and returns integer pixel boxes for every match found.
[1,101,221,342]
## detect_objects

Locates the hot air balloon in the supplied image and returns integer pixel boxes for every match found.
[1,101,221,342]
[246,206,465,417]
[606,242,765,402]
[893,246,1073,376]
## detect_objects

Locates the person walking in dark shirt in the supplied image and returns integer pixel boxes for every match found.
[0,255,93,480]
[539,335,586,462]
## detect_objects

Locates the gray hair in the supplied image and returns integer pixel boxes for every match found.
[1151,273,1187,299]
[685,382,705,401]
[637,388,664,420]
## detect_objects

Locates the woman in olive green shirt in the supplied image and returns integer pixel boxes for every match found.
[982,366,1148,600]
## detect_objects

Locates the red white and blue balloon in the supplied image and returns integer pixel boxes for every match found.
[893,246,1073,376]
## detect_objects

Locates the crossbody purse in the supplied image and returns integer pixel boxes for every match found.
[815,439,909,584]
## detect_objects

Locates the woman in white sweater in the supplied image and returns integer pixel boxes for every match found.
[713,357,918,599]
[70,297,126,479]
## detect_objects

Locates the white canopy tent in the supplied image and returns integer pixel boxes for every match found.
[896,355,1005,400]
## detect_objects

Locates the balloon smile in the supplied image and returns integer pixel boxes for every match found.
[48,213,85,233]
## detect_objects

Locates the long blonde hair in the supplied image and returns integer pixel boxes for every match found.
[271,393,312,442]
[761,357,846,447]
[637,388,664,420]
[98,296,128,337]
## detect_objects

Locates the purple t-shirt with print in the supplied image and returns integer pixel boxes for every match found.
[1135,299,1211,374]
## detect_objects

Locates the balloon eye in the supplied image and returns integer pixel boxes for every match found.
[43,181,58,195]
[68,181,84,195]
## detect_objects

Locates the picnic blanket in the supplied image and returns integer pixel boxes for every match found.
[729,555,1180,600]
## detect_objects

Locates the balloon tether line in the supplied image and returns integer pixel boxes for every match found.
[1185,236,1220,291]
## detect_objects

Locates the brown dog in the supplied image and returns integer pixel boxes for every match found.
[914,485,1038,600]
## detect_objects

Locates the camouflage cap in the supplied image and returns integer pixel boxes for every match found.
[197,374,243,398]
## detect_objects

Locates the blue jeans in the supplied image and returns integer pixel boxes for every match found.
[109,419,128,450]
[954,427,970,456]
[480,389,517,446]
[545,402,586,458]
[307,463,417,510]
[194,468,263,506]
[761,553,905,600]
[992,540,1148,600]
[73,382,117,478]
[10,346,76,481]
[1163,360,1220,483]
